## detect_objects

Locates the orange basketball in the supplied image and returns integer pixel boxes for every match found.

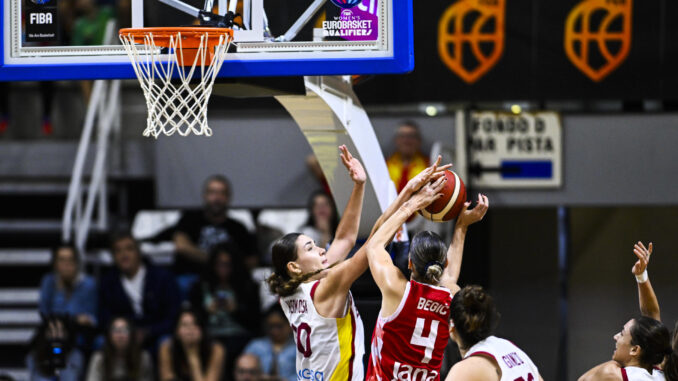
[419,170,467,222]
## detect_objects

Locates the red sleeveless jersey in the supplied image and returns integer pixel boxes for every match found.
[366,280,452,381]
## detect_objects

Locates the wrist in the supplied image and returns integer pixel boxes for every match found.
[635,270,648,283]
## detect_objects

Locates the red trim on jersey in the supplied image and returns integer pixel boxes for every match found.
[468,351,498,363]
[348,304,357,381]
[621,368,629,381]
[654,366,663,371]
[310,280,320,301]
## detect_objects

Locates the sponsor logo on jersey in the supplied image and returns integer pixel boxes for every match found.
[391,361,439,381]
[286,299,308,314]
[416,297,449,316]
[502,352,525,368]
[329,0,362,9]
[298,368,324,381]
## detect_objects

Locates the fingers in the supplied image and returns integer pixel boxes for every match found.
[648,242,653,255]
[431,174,447,192]
[432,155,442,171]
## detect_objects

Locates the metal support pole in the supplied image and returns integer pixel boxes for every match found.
[557,206,569,381]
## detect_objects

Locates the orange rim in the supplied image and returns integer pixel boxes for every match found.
[119,27,233,48]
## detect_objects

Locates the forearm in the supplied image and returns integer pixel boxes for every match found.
[444,223,468,283]
[174,233,208,263]
[334,182,365,242]
[637,279,661,320]
[368,204,415,254]
[369,187,414,239]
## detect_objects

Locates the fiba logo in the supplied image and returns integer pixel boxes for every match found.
[564,0,632,82]
[341,9,353,20]
[329,0,361,9]
[30,0,52,4]
[438,0,505,84]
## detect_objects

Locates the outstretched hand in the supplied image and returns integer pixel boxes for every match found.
[632,241,652,276]
[339,145,367,184]
[456,193,489,228]
[404,155,453,194]
[409,174,447,211]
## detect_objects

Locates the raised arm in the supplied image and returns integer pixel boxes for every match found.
[632,241,661,321]
[324,145,366,264]
[366,175,447,313]
[317,158,450,301]
[440,193,489,291]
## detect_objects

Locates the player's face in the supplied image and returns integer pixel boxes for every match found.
[293,234,328,274]
[203,180,230,215]
[612,319,636,364]
[312,194,333,222]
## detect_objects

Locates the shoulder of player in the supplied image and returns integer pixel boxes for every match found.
[579,361,624,381]
[449,355,500,381]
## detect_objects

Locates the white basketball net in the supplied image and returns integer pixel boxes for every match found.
[119,31,232,138]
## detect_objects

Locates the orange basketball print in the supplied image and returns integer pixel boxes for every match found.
[438,0,505,84]
[564,0,632,82]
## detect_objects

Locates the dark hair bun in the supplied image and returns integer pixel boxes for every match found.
[450,285,500,349]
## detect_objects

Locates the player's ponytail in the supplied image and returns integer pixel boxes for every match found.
[450,285,500,350]
[409,231,447,285]
[663,321,678,381]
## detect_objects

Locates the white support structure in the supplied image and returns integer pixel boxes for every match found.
[276,76,402,238]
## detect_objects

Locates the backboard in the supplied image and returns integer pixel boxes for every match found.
[0,0,413,81]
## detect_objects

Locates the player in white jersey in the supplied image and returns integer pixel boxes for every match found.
[268,148,452,381]
[578,242,677,381]
[445,286,544,381]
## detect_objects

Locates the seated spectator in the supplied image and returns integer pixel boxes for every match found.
[298,190,338,250]
[39,244,97,328]
[386,120,429,193]
[234,354,262,381]
[189,243,260,371]
[173,174,258,274]
[243,305,295,381]
[159,309,225,381]
[27,317,85,381]
[99,232,181,350]
[86,317,153,381]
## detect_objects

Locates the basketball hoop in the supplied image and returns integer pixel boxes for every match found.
[119,27,234,138]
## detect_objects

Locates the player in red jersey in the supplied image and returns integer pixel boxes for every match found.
[364,169,489,381]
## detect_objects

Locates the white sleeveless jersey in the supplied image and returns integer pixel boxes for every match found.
[464,336,540,381]
[621,366,665,381]
[280,280,365,381]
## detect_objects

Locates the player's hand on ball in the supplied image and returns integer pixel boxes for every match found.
[411,173,447,210]
[456,193,489,228]
[405,155,453,194]
[339,145,367,184]
[632,241,652,276]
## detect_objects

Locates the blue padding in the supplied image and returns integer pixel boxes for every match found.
[501,160,553,179]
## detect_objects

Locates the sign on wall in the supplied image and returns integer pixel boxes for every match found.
[468,111,562,188]
[24,0,59,43]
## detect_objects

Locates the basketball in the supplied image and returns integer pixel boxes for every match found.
[419,170,467,222]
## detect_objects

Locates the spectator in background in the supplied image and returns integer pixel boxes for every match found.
[99,233,181,350]
[234,354,262,381]
[27,317,85,381]
[298,190,338,250]
[173,175,258,274]
[243,305,295,381]
[86,317,153,381]
[159,309,225,381]
[189,243,260,368]
[39,244,97,346]
[386,121,430,193]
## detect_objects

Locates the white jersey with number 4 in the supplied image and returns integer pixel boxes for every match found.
[621,366,665,381]
[280,280,365,381]
[464,336,540,381]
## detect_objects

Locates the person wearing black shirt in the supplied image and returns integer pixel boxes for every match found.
[173,175,257,274]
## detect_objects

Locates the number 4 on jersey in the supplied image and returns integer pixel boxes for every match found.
[409,318,439,364]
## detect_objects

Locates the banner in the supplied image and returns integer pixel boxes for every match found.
[355,0,672,102]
